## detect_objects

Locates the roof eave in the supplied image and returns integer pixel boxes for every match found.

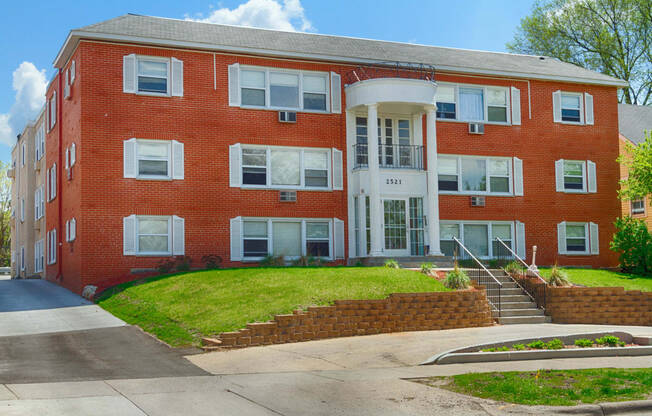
[54,30,630,88]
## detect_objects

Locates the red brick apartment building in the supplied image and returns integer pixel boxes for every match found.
[39,14,625,293]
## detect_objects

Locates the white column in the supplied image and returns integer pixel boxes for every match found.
[345,110,357,258]
[367,104,383,256]
[426,107,443,255]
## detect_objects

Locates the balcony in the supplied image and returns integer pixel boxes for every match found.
[353,144,424,170]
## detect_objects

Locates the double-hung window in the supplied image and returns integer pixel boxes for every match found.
[241,69,266,106]
[137,59,169,94]
[563,161,584,191]
[437,157,459,191]
[459,87,484,121]
[137,141,170,178]
[436,85,456,119]
[436,83,512,124]
[242,148,267,185]
[488,159,510,192]
[305,222,330,257]
[565,223,588,253]
[270,72,299,108]
[438,155,513,195]
[461,158,487,192]
[243,221,269,258]
[487,88,508,122]
[240,218,333,260]
[137,216,171,255]
[631,199,645,215]
[302,75,328,111]
[561,93,582,123]
[304,151,329,187]
[240,146,331,189]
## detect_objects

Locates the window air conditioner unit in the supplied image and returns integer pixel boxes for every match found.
[278,111,297,123]
[279,191,297,202]
[470,196,485,207]
[468,123,484,134]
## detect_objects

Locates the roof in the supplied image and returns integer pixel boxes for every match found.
[54,14,628,87]
[619,104,652,145]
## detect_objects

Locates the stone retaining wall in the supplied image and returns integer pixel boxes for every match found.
[212,290,494,348]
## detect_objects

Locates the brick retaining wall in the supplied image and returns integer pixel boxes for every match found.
[211,290,494,348]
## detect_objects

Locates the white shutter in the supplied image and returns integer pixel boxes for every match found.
[51,164,56,199]
[557,222,567,255]
[172,140,184,179]
[334,218,345,259]
[52,229,57,263]
[34,189,38,220]
[46,169,50,201]
[70,60,76,84]
[123,139,137,178]
[71,218,76,241]
[587,160,597,193]
[171,58,183,97]
[552,90,562,123]
[590,222,599,254]
[555,159,564,192]
[70,143,76,166]
[230,217,242,261]
[123,215,137,255]
[330,72,342,114]
[332,148,343,190]
[123,54,137,93]
[172,215,185,255]
[584,93,594,125]
[229,143,241,187]
[515,221,526,259]
[513,157,523,196]
[510,87,521,125]
[65,147,69,169]
[65,220,70,242]
[228,63,240,106]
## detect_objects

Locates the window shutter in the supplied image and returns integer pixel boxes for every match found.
[70,60,76,84]
[172,215,185,255]
[555,159,564,192]
[513,157,523,196]
[330,72,342,114]
[228,63,240,106]
[123,139,137,178]
[123,54,137,93]
[34,190,38,220]
[46,169,50,201]
[123,215,137,255]
[65,220,70,242]
[587,160,597,193]
[70,143,76,166]
[52,229,57,263]
[171,58,183,97]
[229,143,241,187]
[332,148,343,190]
[65,147,69,169]
[552,90,562,123]
[590,222,599,255]
[230,216,242,261]
[557,222,566,255]
[52,164,57,199]
[172,140,184,179]
[510,87,521,125]
[334,218,345,259]
[584,93,594,125]
[515,221,526,259]
[71,218,76,241]
[51,92,56,129]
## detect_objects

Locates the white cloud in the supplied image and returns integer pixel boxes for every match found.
[0,62,47,147]
[187,0,313,32]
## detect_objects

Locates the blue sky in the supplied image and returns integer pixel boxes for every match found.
[0,0,534,162]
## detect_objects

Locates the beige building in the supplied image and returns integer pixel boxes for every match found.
[10,108,46,278]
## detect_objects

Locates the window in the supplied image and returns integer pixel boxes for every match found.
[47,229,57,264]
[631,199,645,215]
[48,92,56,130]
[565,223,587,253]
[563,161,584,191]
[436,83,511,124]
[459,87,484,121]
[240,146,331,189]
[138,141,170,178]
[306,222,330,257]
[34,240,44,273]
[35,125,45,162]
[437,157,459,191]
[20,246,25,271]
[489,159,510,193]
[436,85,456,119]
[462,158,486,192]
[21,143,25,167]
[66,218,76,242]
[239,66,330,111]
[34,187,44,220]
[47,164,57,201]
[440,224,460,257]
[137,216,171,255]
[440,221,514,258]
[241,218,333,259]
[273,221,302,257]
[243,221,269,257]
[124,139,183,180]
[487,88,508,122]
[137,59,168,94]
[438,155,513,194]
[561,93,582,123]
[20,198,24,222]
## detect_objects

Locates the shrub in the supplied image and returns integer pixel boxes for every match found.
[260,255,285,267]
[156,258,176,274]
[504,261,522,276]
[201,254,222,269]
[444,264,471,290]
[526,340,546,349]
[574,338,593,348]
[547,265,571,287]
[497,346,510,352]
[175,256,192,272]
[488,259,499,269]
[512,343,526,351]
[595,335,622,347]
[384,259,400,269]
[481,347,496,352]
[610,216,652,275]
[292,256,323,267]
[545,339,564,350]
[420,262,435,275]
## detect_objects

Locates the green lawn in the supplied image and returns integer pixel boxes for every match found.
[414,368,652,406]
[97,266,448,347]
[539,268,652,292]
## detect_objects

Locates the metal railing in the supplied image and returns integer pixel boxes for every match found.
[353,144,424,170]
[343,62,437,86]
[453,237,502,315]
[493,238,548,311]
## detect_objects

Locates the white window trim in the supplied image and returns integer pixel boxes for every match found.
[34,240,44,273]
[47,229,57,265]
[136,215,173,256]
[20,246,25,271]
[135,56,171,97]
[238,65,331,113]
[135,139,173,180]
[241,217,334,261]
[438,154,513,196]
[560,91,584,125]
[562,160,587,193]
[631,198,646,215]
[439,220,515,259]
[240,145,332,191]
[563,222,590,255]
[435,82,512,125]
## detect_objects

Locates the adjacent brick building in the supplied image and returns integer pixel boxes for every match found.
[24,14,626,293]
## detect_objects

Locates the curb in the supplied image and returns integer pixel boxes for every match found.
[550,400,652,415]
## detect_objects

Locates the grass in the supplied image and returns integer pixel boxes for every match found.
[539,268,652,292]
[414,368,652,406]
[97,266,448,347]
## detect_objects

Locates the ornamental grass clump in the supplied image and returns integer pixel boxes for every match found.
[444,263,471,290]
[384,259,400,269]
[547,265,571,287]
[504,261,522,277]
[420,262,435,276]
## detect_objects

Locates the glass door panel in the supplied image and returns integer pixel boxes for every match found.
[383,200,407,251]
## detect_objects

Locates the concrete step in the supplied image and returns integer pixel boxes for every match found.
[500,294,532,303]
[500,301,538,310]
[493,308,545,317]
[499,288,527,296]
[498,315,552,325]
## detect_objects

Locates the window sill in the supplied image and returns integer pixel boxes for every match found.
[439,191,514,197]
[558,121,585,126]
[133,91,171,98]
[240,185,332,192]
[561,252,595,256]
[135,253,173,257]
[238,105,331,115]
[135,176,173,181]
[559,190,587,194]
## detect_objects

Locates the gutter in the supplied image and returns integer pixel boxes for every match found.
[57,69,63,281]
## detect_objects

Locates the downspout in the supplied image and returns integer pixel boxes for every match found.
[57,68,63,280]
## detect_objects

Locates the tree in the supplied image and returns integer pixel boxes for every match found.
[619,131,652,202]
[507,0,652,105]
[0,162,11,266]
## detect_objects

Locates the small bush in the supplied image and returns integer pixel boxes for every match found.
[545,339,564,350]
[504,261,522,276]
[384,259,400,269]
[574,338,593,348]
[526,340,546,349]
[512,343,526,351]
[260,255,285,267]
[444,264,471,290]
[420,262,435,275]
[156,258,176,274]
[488,259,499,269]
[201,254,222,269]
[610,216,652,275]
[595,335,622,347]
[175,256,192,272]
[497,346,510,352]
[547,265,571,287]
[482,347,496,352]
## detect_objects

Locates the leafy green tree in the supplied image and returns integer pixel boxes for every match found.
[610,216,651,275]
[0,162,10,266]
[619,131,652,202]
[507,0,652,105]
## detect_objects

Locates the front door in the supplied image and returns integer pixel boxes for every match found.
[383,199,409,256]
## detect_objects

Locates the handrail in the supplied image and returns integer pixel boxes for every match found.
[494,238,547,285]
[453,237,502,288]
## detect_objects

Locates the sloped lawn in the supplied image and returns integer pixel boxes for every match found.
[97,267,448,347]
[539,268,652,292]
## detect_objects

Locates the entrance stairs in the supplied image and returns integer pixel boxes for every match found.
[485,269,550,324]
